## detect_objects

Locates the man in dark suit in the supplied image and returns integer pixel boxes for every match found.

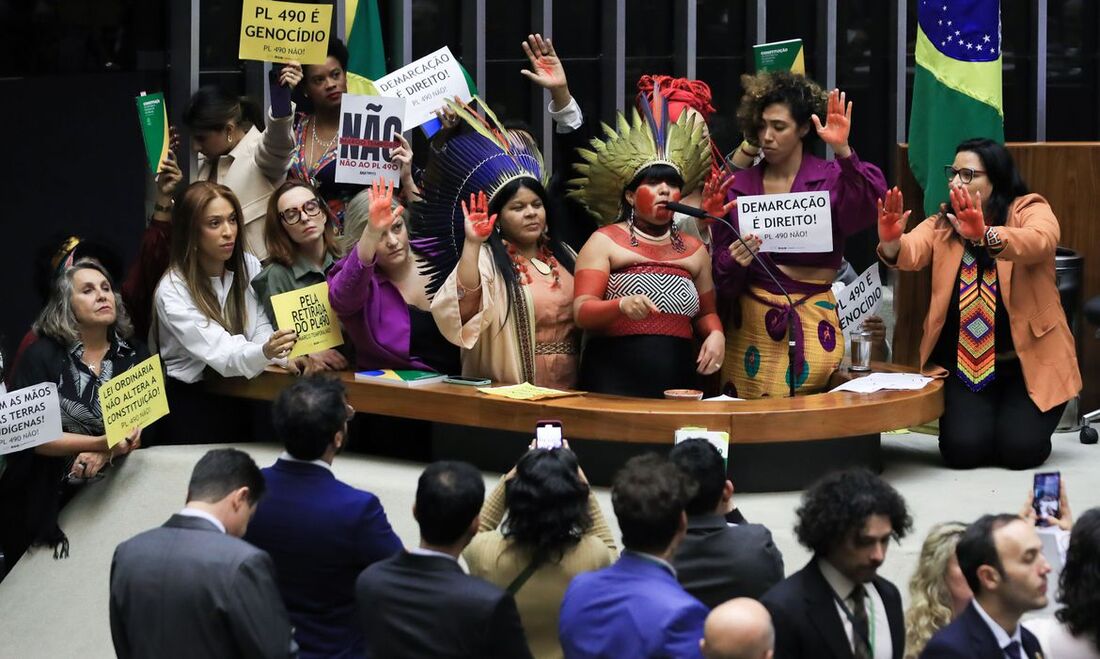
[559,454,709,658]
[109,448,295,659]
[921,514,1050,659]
[670,438,785,606]
[356,460,532,658]
[761,469,911,659]
[245,376,403,658]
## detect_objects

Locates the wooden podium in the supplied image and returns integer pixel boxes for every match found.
[209,365,942,492]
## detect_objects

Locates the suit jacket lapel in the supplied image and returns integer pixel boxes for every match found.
[962,602,1004,656]
[804,562,854,659]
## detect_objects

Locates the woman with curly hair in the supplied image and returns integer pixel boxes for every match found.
[1026,507,1100,658]
[712,71,887,398]
[903,522,971,658]
[463,445,617,658]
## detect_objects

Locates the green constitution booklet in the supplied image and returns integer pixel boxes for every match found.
[135,91,169,175]
[753,38,805,74]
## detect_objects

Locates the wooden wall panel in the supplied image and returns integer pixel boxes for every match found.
[894,143,1100,413]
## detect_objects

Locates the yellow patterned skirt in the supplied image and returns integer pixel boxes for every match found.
[722,283,844,399]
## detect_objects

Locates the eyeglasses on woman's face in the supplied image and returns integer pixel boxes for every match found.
[279,198,323,225]
[944,166,986,185]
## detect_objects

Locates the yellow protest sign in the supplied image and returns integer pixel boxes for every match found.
[98,354,170,448]
[239,0,333,65]
[271,281,344,358]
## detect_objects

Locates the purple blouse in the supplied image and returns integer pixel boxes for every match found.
[711,151,887,301]
[327,251,433,371]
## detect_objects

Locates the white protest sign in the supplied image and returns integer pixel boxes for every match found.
[835,264,883,340]
[737,191,833,253]
[0,383,63,455]
[374,47,473,129]
[335,94,406,186]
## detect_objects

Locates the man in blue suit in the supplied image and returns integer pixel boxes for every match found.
[559,453,708,658]
[245,376,403,659]
[920,514,1050,659]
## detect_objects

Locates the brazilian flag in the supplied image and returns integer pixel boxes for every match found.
[908,0,1004,217]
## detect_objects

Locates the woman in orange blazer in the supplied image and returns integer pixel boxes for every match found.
[877,138,1080,469]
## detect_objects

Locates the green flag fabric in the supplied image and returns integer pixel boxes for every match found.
[908,1,1004,217]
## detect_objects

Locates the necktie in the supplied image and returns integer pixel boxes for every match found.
[850,585,871,659]
[1003,640,1022,659]
[207,155,220,183]
[957,248,997,391]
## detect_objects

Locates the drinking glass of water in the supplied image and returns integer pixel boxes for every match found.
[850,329,873,372]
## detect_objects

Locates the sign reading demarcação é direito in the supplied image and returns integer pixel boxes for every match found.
[0,383,62,456]
[736,191,833,254]
[373,47,473,129]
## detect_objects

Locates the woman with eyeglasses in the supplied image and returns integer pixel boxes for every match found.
[877,138,1080,469]
[251,179,348,374]
[154,181,298,445]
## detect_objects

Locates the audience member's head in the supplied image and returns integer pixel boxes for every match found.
[956,514,1050,619]
[1056,508,1100,650]
[669,438,732,516]
[34,258,133,345]
[700,597,774,659]
[272,375,349,462]
[904,522,972,658]
[504,448,591,559]
[185,448,266,537]
[414,461,485,550]
[264,179,341,269]
[183,86,265,158]
[612,453,697,556]
[794,469,912,583]
[33,234,123,306]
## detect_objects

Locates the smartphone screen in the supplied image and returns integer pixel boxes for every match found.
[1033,472,1061,526]
[535,421,563,449]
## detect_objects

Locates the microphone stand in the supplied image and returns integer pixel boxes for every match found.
[665,202,799,398]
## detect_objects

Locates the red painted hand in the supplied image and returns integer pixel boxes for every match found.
[462,191,497,242]
[876,186,910,243]
[701,171,736,221]
[949,185,985,241]
[367,179,402,232]
[811,88,852,148]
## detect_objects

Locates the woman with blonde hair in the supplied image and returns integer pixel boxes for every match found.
[904,522,972,658]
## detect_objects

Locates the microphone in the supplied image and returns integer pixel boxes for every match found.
[663,200,800,398]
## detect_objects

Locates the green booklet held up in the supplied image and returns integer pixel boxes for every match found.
[753,38,805,74]
[135,91,169,174]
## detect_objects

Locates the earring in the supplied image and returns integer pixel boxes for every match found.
[627,207,638,247]
[669,222,685,252]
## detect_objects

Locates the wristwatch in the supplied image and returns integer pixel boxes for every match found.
[984,226,1004,252]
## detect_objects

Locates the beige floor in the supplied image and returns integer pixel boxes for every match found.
[0,428,1096,658]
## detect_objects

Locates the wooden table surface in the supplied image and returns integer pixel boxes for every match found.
[207,362,943,445]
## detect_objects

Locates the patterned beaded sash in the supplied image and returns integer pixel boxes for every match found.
[957,250,997,391]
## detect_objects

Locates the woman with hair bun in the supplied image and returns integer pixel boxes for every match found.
[712,71,887,399]
[464,444,616,659]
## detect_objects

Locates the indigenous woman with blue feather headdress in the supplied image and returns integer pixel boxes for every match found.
[568,86,725,399]
[421,99,579,388]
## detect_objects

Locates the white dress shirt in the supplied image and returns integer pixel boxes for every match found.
[155,253,275,383]
[973,599,1025,658]
[548,96,584,133]
[177,507,227,534]
[819,558,893,659]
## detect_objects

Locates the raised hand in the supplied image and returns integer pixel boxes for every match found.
[519,33,567,91]
[367,179,403,233]
[811,88,852,150]
[701,171,736,220]
[462,190,497,242]
[156,150,183,198]
[390,133,414,185]
[278,61,304,89]
[876,186,910,243]
[948,184,985,241]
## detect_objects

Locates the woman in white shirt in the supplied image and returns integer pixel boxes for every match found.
[154,181,297,444]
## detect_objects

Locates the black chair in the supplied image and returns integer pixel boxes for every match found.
[1081,296,1100,444]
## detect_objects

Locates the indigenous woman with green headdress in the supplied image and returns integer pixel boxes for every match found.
[569,88,727,398]
[420,99,579,389]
